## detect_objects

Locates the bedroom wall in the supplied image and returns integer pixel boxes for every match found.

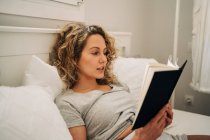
[0,0,85,28]
[84,0,144,57]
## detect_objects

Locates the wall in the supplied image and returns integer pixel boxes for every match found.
[84,0,144,57]
[0,0,85,28]
[139,0,175,62]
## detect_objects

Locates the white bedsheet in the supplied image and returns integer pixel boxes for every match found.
[165,109,210,135]
[125,109,210,140]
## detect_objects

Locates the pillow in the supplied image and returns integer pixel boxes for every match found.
[113,57,158,89]
[23,55,63,101]
[0,85,72,140]
[113,57,157,101]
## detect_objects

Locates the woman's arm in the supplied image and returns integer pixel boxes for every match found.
[116,125,133,140]
[69,126,87,140]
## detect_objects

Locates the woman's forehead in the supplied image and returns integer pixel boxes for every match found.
[85,34,106,49]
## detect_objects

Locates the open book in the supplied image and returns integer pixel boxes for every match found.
[132,59,187,130]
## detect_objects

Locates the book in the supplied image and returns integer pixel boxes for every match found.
[131,59,187,130]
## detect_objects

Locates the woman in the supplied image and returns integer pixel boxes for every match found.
[50,22,210,140]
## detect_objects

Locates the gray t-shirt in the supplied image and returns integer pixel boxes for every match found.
[55,85,135,140]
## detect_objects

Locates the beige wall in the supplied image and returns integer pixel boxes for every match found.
[85,0,144,57]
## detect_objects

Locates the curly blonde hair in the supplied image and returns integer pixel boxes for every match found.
[49,22,118,89]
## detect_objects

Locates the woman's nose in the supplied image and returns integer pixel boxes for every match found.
[99,54,107,63]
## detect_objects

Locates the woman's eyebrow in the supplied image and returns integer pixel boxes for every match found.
[89,47,100,51]
[89,46,107,50]
[90,46,99,49]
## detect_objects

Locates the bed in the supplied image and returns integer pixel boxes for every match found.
[0,25,210,140]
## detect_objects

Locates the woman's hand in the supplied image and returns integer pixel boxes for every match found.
[132,104,172,140]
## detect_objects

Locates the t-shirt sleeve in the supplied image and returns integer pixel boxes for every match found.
[56,99,85,128]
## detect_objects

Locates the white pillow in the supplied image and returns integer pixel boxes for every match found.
[0,85,72,140]
[23,55,63,101]
[113,57,157,90]
[113,57,157,101]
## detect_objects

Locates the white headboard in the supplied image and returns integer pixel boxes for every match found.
[0,26,132,86]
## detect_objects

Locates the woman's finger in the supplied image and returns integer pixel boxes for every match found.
[151,104,168,124]
[158,112,167,128]
[166,104,173,120]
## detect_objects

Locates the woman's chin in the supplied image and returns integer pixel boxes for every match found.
[96,74,105,79]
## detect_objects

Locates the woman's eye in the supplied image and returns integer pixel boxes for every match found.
[104,50,109,56]
[92,52,99,55]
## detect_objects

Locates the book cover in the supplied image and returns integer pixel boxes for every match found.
[132,59,187,130]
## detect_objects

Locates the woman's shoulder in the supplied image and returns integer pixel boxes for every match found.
[111,83,130,93]
[55,89,74,104]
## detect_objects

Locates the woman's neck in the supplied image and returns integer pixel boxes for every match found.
[72,78,112,93]
[72,79,99,93]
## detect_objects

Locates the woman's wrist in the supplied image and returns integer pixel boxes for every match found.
[116,125,133,140]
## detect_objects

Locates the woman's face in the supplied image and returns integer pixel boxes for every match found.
[77,34,108,81]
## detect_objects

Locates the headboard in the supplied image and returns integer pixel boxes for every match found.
[0,26,132,86]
